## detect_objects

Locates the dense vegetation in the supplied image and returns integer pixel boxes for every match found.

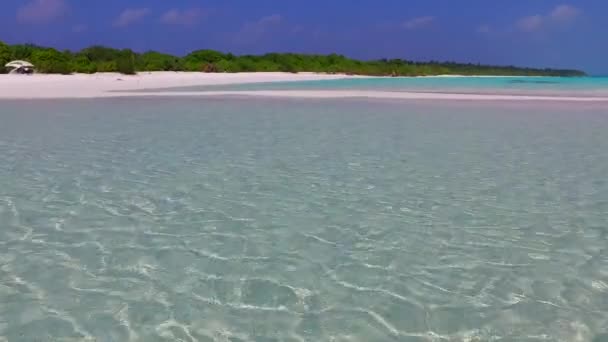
[0,41,586,77]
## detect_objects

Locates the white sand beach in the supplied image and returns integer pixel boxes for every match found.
[0,72,352,99]
[1,71,607,102]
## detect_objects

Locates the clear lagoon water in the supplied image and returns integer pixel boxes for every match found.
[1,98,608,341]
[144,76,608,97]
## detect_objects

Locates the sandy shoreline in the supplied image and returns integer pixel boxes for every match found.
[1,71,607,102]
[0,72,353,99]
[120,90,608,102]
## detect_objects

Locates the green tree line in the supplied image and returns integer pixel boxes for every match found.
[0,41,586,77]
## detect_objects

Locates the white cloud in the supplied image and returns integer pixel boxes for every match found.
[515,4,581,32]
[403,16,435,30]
[234,14,283,44]
[516,15,544,32]
[160,8,204,27]
[550,4,581,22]
[477,25,491,34]
[113,8,150,28]
[72,24,87,33]
[256,14,283,26]
[17,0,67,24]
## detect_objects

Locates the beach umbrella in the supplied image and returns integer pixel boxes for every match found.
[5,60,34,68]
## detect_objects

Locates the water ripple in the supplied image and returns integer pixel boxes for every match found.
[1,98,607,341]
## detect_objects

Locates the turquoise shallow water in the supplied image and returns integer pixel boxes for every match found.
[146,76,608,97]
[1,98,608,341]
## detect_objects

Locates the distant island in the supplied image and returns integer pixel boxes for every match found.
[0,41,586,77]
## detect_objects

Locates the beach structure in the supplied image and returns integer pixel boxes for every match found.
[5,60,34,74]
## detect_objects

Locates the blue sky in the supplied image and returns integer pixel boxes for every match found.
[1,0,606,74]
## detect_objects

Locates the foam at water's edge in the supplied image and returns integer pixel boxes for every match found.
[120,90,608,102]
